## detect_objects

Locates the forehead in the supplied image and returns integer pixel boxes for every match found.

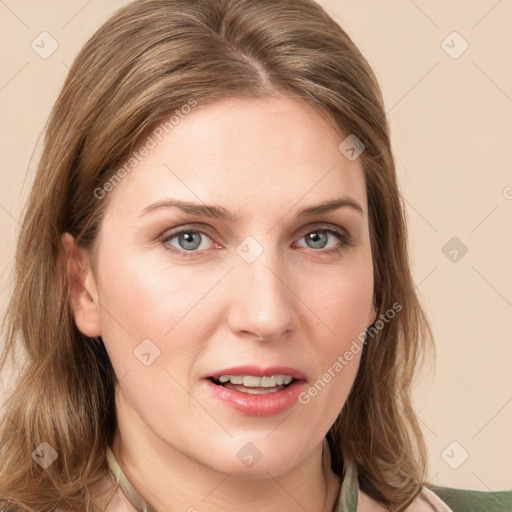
[103,95,367,221]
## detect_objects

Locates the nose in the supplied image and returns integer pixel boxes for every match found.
[226,248,297,342]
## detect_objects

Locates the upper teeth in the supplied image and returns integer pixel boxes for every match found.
[217,375,294,387]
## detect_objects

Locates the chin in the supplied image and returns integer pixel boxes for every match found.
[200,442,306,479]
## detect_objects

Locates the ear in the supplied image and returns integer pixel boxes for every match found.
[60,232,101,337]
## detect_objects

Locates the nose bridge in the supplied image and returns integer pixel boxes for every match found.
[228,240,295,339]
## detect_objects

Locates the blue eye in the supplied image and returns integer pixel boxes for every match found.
[160,225,354,257]
[298,229,339,250]
[163,229,214,252]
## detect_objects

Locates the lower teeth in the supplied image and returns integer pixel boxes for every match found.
[220,382,287,394]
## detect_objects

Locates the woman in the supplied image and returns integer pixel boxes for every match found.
[0,0,509,510]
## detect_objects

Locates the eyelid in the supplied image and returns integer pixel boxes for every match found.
[161,221,350,238]
[159,223,217,240]
[295,222,349,237]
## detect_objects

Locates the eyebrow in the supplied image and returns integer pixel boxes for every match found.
[138,196,364,221]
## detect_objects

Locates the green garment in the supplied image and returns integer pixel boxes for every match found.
[428,484,512,512]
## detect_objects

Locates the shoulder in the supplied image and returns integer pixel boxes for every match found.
[357,486,450,512]
[357,485,453,512]
[358,484,512,511]
[426,484,512,512]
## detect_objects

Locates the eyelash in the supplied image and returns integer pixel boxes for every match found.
[159,224,355,258]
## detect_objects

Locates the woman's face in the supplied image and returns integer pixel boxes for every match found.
[73,95,376,477]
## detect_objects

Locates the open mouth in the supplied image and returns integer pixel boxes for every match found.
[208,374,297,394]
[204,368,307,416]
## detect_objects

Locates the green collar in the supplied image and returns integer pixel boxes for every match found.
[105,442,358,511]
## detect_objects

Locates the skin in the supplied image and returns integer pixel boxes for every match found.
[63,95,377,511]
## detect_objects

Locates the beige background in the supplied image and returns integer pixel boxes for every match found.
[1,0,511,492]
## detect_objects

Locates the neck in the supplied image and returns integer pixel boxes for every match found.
[111,393,341,512]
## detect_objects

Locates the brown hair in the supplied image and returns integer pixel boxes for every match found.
[0,0,434,510]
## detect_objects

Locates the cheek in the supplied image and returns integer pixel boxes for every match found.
[302,258,374,348]
[93,246,227,374]
[295,257,373,406]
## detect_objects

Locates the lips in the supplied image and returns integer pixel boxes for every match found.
[206,365,306,381]
[203,365,307,416]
